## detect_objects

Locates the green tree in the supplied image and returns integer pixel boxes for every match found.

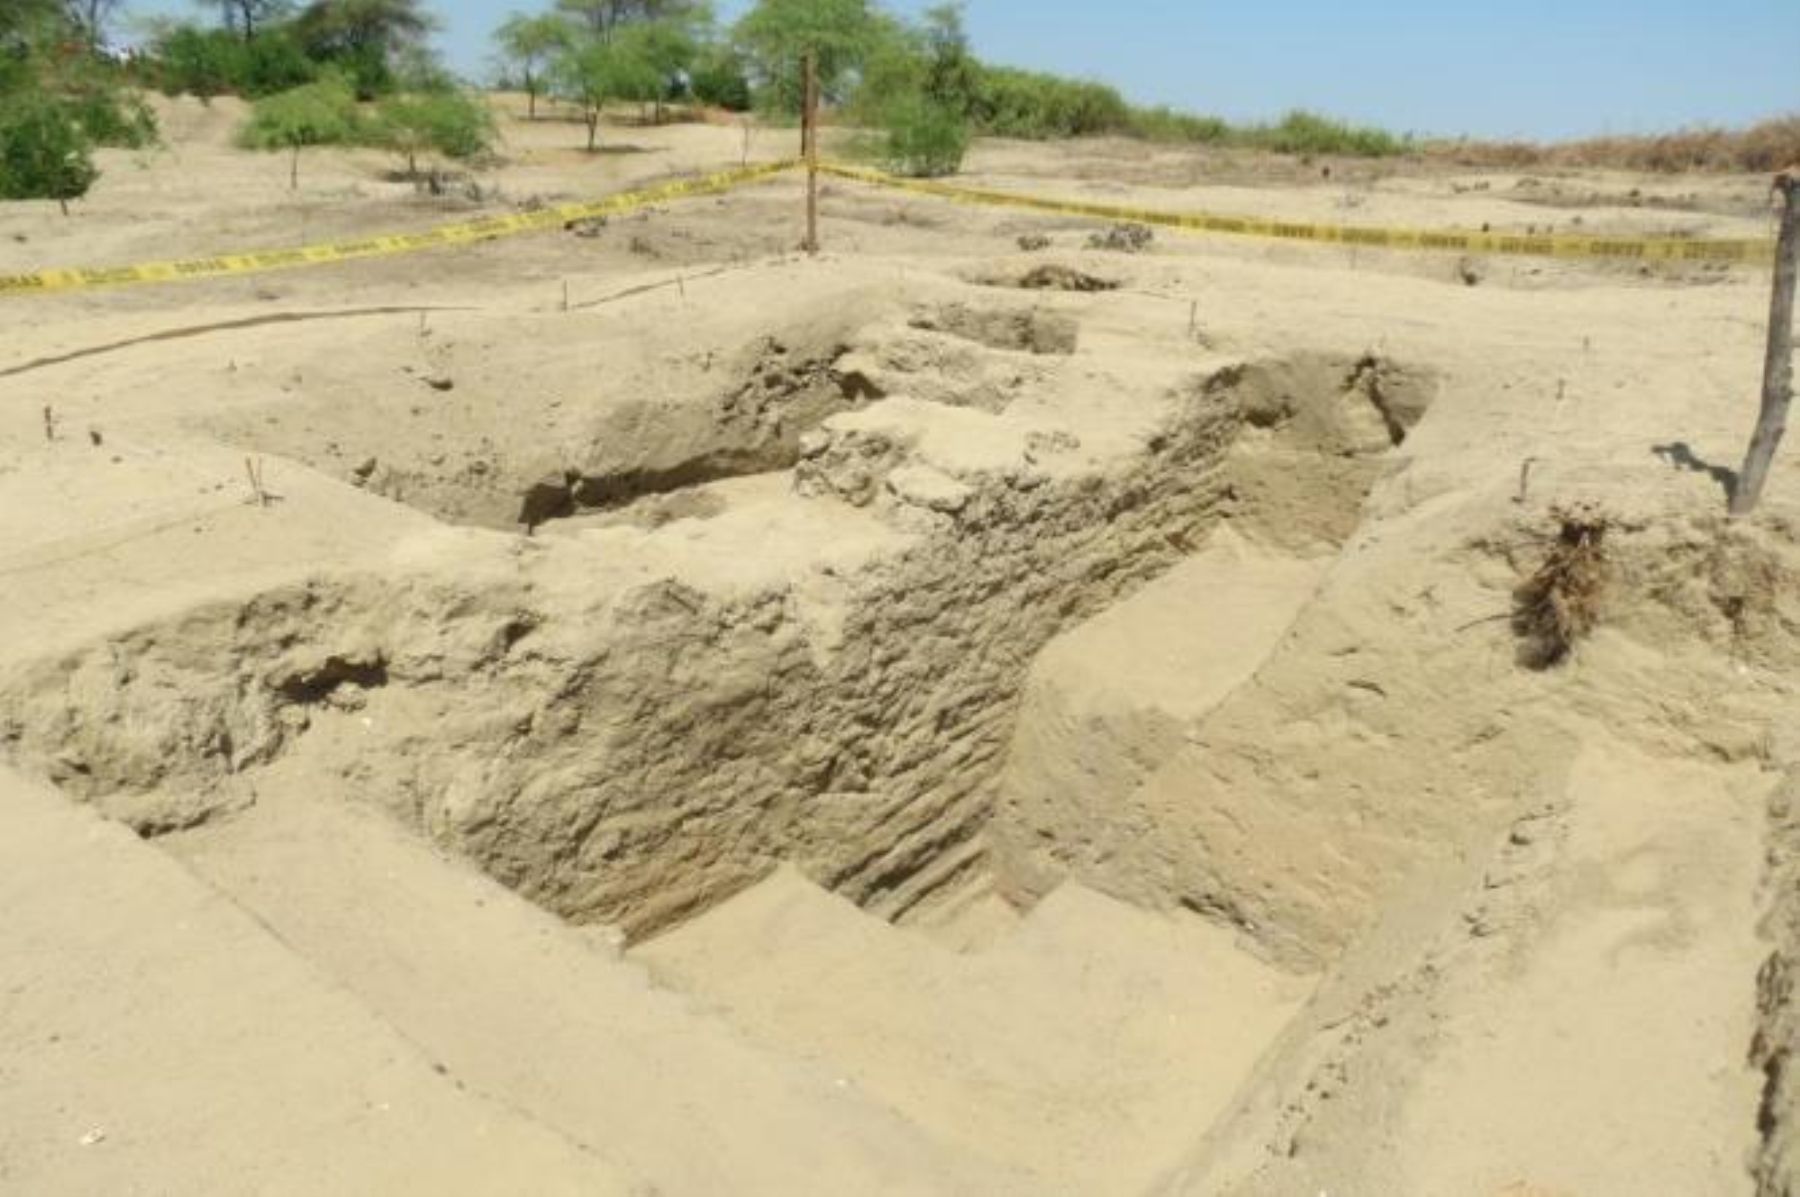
[554,0,705,42]
[238,27,320,92]
[1,0,66,45]
[688,40,749,111]
[494,11,571,119]
[919,2,977,115]
[237,73,360,187]
[152,25,244,98]
[550,34,659,151]
[199,0,294,41]
[0,93,99,213]
[62,0,122,47]
[734,0,882,113]
[554,0,629,40]
[842,5,968,178]
[373,87,495,177]
[293,0,435,97]
[617,17,696,122]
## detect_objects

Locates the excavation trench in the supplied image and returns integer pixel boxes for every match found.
[1,349,1433,939]
[0,343,1479,1193]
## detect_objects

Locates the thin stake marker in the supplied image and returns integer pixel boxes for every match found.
[1731,171,1798,515]
[802,52,820,255]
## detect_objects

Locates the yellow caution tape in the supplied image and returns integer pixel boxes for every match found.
[819,162,1777,266]
[3,155,1771,297]
[0,160,798,297]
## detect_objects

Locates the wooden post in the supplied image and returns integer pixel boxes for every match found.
[802,51,819,255]
[1733,171,1799,515]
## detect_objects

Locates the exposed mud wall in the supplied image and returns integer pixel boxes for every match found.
[199,290,896,532]
[990,439,1800,971]
[1,363,1250,936]
[1217,352,1436,549]
[988,353,1446,939]
[1755,766,1800,1197]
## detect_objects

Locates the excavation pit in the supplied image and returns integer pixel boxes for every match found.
[5,342,1439,931]
[1,337,1441,1193]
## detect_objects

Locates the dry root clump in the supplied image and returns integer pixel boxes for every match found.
[1513,505,1610,668]
[1088,223,1155,253]
[1014,264,1119,292]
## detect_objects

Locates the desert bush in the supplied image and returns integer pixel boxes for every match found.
[1427,113,1800,174]
[1127,105,1229,144]
[373,88,496,177]
[65,80,158,147]
[1734,115,1800,173]
[878,92,966,176]
[240,30,324,96]
[238,75,361,187]
[969,64,1131,139]
[151,25,319,100]
[151,26,241,99]
[0,93,100,211]
[1238,110,1407,158]
[690,43,751,111]
[1571,118,1800,173]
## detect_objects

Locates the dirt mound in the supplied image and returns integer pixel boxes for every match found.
[908,301,1079,355]
[980,263,1121,292]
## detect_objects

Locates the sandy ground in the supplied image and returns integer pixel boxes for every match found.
[2,93,1797,1196]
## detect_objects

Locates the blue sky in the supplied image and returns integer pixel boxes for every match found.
[125,0,1800,140]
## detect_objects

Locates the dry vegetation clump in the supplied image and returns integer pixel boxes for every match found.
[1430,114,1800,174]
[1513,506,1611,669]
[1014,264,1119,292]
[1087,223,1155,253]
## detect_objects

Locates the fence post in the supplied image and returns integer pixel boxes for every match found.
[1732,171,1799,515]
[802,51,819,255]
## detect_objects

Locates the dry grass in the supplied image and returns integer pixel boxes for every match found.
[1513,507,1610,669]
[1428,114,1800,174]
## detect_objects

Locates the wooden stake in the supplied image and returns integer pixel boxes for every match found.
[244,456,270,508]
[802,51,820,255]
[1732,171,1799,516]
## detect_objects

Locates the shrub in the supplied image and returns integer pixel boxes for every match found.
[968,65,1131,139]
[0,93,99,211]
[690,44,751,111]
[1240,110,1407,158]
[879,92,966,176]
[67,83,158,147]
[373,88,495,177]
[1423,113,1800,174]
[238,75,361,187]
[239,30,323,96]
[1127,105,1229,144]
[152,26,241,100]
